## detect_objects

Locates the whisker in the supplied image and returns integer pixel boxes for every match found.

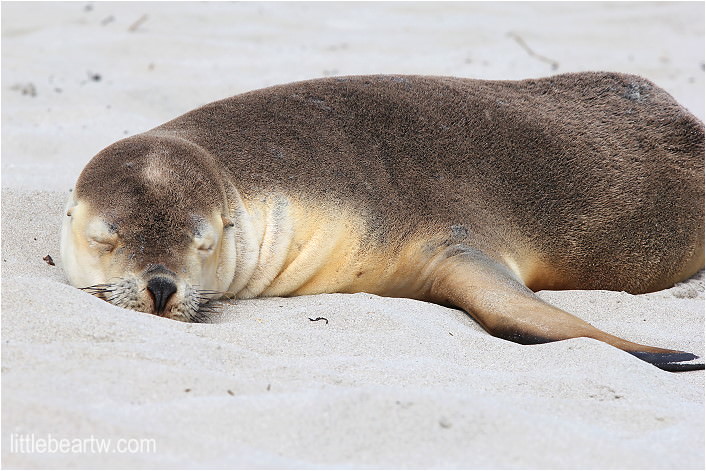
[196,296,224,317]
[194,288,234,297]
[198,307,220,314]
[79,284,118,299]
[190,314,207,324]
[194,298,216,304]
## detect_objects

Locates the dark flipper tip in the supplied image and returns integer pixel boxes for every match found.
[629,351,705,372]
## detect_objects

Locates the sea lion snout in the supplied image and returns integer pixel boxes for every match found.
[146,277,177,314]
[143,264,179,314]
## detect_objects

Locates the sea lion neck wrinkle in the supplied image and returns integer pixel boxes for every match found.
[224,190,372,299]
[233,194,294,299]
[217,181,253,296]
[219,185,293,298]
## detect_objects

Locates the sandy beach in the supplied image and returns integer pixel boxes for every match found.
[2,2,704,468]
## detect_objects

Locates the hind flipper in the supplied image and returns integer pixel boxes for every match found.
[628,351,704,372]
[427,247,704,371]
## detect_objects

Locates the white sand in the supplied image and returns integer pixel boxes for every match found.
[1,2,704,468]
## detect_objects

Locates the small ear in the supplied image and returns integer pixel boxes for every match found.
[221,215,235,228]
[65,189,77,217]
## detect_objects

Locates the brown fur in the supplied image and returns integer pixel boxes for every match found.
[77,135,229,264]
[78,71,704,293]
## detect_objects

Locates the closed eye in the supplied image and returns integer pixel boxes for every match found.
[192,220,218,254]
[195,238,215,253]
[88,238,116,253]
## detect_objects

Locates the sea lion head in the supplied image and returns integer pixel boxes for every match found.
[60,133,237,321]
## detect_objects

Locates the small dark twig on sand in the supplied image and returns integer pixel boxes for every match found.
[308,317,329,324]
[128,14,148,32]
[507,32,559,71]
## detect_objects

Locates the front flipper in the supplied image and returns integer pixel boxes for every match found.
[426,246,704,371]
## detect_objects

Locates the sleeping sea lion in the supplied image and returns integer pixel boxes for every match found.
[61,72,705,371]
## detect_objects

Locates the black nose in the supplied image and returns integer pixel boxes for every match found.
[146,277,177,314]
